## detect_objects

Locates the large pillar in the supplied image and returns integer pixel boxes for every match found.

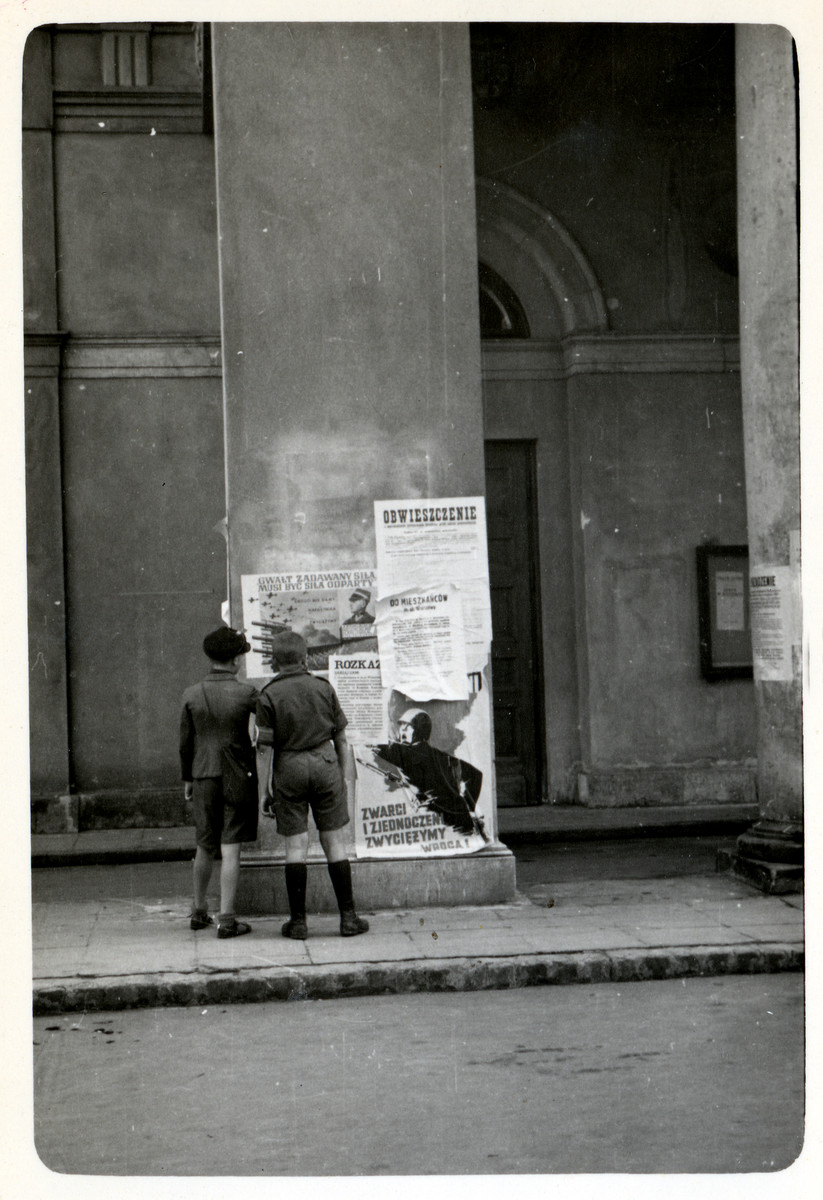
[729,25,802,890]
[23,29,74,830]
[211,23,514,911]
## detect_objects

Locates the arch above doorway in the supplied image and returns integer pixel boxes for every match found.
[477,179,594,805]
[476,177,608,339]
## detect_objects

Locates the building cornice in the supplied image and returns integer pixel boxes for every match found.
[482,334,740,380]
[29,332,739,382]
[58,334,222,378]
[24,332,68,377]
[53,90,206,134]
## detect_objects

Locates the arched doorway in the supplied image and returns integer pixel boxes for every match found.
[477,179,607,805]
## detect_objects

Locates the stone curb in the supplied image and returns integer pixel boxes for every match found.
[33,943,804,1015]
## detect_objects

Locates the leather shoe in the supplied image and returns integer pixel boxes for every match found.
[190,910,213,931]
[281,917,308,940]
[217,919,252,939]
[340,912,369,937]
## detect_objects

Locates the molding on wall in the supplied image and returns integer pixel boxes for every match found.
[482,334,740,380]
[50,22,207,134]
[36,333,737,381]
[482,342,564,380]
[54,90,206,134]
[24,332,68,377]
[564,333,740,375]
[60,334,222,378]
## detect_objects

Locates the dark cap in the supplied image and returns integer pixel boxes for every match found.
[349,588,371,603]
[203,626,251,662]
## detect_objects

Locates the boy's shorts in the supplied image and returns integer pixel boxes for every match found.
[193,776,259,855]
[272,742,350,837]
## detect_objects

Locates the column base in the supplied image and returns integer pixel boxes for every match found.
[716,819,803,894]
[236,842,517,915]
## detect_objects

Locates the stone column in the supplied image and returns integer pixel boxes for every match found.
[729,25,802,890]
[210,23,514,911]
[23,30,74,829]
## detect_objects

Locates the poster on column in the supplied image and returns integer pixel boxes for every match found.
[375,586,469,701]
[328,655,387,743]
[352,680,492,858]
[373,498,492,676]
[240,568,377,676]
[749,565,797,682]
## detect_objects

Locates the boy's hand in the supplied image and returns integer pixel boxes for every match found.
[184,783,193,801]
[261,794,277,819]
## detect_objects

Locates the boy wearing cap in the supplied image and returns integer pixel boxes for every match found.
[256,630,369,939]
[179,626,259,938]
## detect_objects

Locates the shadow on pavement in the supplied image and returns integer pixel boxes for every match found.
[510,834,741,889]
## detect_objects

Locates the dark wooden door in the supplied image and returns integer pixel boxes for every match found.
[484,441,544,805]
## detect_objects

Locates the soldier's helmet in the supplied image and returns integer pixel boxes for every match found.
[398,708,432,743]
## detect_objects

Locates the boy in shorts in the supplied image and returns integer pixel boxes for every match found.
[256,630,369,939]
[179,626,259,938]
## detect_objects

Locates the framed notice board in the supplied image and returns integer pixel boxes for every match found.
[696,545,753,681]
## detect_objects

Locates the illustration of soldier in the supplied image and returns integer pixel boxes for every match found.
[367,706,488,842]
[341,587,376,627]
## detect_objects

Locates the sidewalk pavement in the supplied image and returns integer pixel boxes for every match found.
[32,838,803,1016]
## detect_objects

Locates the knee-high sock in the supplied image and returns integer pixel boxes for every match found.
[285,862,307,919]
[327,858,356,915]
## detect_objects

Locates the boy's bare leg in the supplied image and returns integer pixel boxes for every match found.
[216,843,252,937]
[192,846,214,911]
[318,827,348,863]
[219,842,241,916]
[284,831,310,863]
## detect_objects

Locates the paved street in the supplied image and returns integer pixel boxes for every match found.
[26,833,807,1180]
[32,973,804,1176]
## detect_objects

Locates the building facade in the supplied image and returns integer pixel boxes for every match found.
[24,23,801,888]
